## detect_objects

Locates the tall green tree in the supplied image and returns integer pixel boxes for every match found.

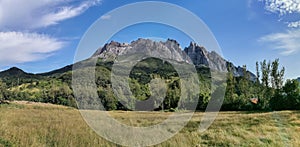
[223,64,239,110]
[238,65,250,107]
[225,66,236,101]
[260,60,271,87]
[256,61,260,84]
[270,59,279,88]
[0,80,8,103]
[283,79,300,109]
[270,59,285,89]
[255,61,262,97]
[270,79,300,110]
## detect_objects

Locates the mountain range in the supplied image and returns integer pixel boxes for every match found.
[92,38,256,80]
[0,38,256,80]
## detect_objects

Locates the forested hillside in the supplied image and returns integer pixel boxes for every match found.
[0,56,299,111]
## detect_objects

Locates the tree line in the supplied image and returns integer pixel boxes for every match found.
[223,58,299,111]
[0,58,299,111]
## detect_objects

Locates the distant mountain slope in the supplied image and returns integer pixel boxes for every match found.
[0,67,43,86]
[0,67,32,77]
[38,65,73,77]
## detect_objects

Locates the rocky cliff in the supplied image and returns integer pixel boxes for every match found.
[92,38,256,80]
[92,38,188,63]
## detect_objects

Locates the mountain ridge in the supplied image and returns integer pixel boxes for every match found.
[92,38,256,80]
[0,38,256,80]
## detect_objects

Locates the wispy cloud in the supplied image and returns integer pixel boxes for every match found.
[36,0,101,28]
[0,0,101,67]
[100,15,111,20]
[261,0,300,15]
[287,20,300,27]
[0,32,65,65]
[259,29,300,55]
[0,0,101,30]
[259,0,300,27]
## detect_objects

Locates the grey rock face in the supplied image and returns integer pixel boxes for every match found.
[183,42,227,72]
[92,38,190,64]
[92,38,255,79]
[92,41,130,60]
[230,66,256,81]
[184,42,209,66]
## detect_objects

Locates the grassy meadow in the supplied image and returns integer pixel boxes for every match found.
[0,101,300,147]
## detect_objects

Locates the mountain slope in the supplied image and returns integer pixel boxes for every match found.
[92,38,256,80]
[0,38,259,110]
[0,38,256,83]
[0,67,43,86]
[0,67,33,77]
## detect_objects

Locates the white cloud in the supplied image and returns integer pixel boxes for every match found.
[260,0,300,27]
[100,15,111,20]
[259,29,300,55]
[261,0,300,15]
[0,32,65,66]
[0,0,101,67]
[0,0,101,30]
[287,20,300,27]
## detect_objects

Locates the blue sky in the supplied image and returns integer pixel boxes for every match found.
[0,0,300,79]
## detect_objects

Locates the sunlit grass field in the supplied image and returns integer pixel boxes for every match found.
[0,101,300,147]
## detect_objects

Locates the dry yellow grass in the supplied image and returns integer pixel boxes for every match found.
[0,102,300,146]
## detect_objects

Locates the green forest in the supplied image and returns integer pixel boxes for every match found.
[0,57,299,111]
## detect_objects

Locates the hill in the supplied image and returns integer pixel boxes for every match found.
[0,67,43,86]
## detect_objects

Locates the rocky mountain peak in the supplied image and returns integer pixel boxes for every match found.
[92,38,187,63]
[92,38,256,79]
[92,39,228,72]
[184,42,209,67]
[165,38,180,46]
[92,40,130,60]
